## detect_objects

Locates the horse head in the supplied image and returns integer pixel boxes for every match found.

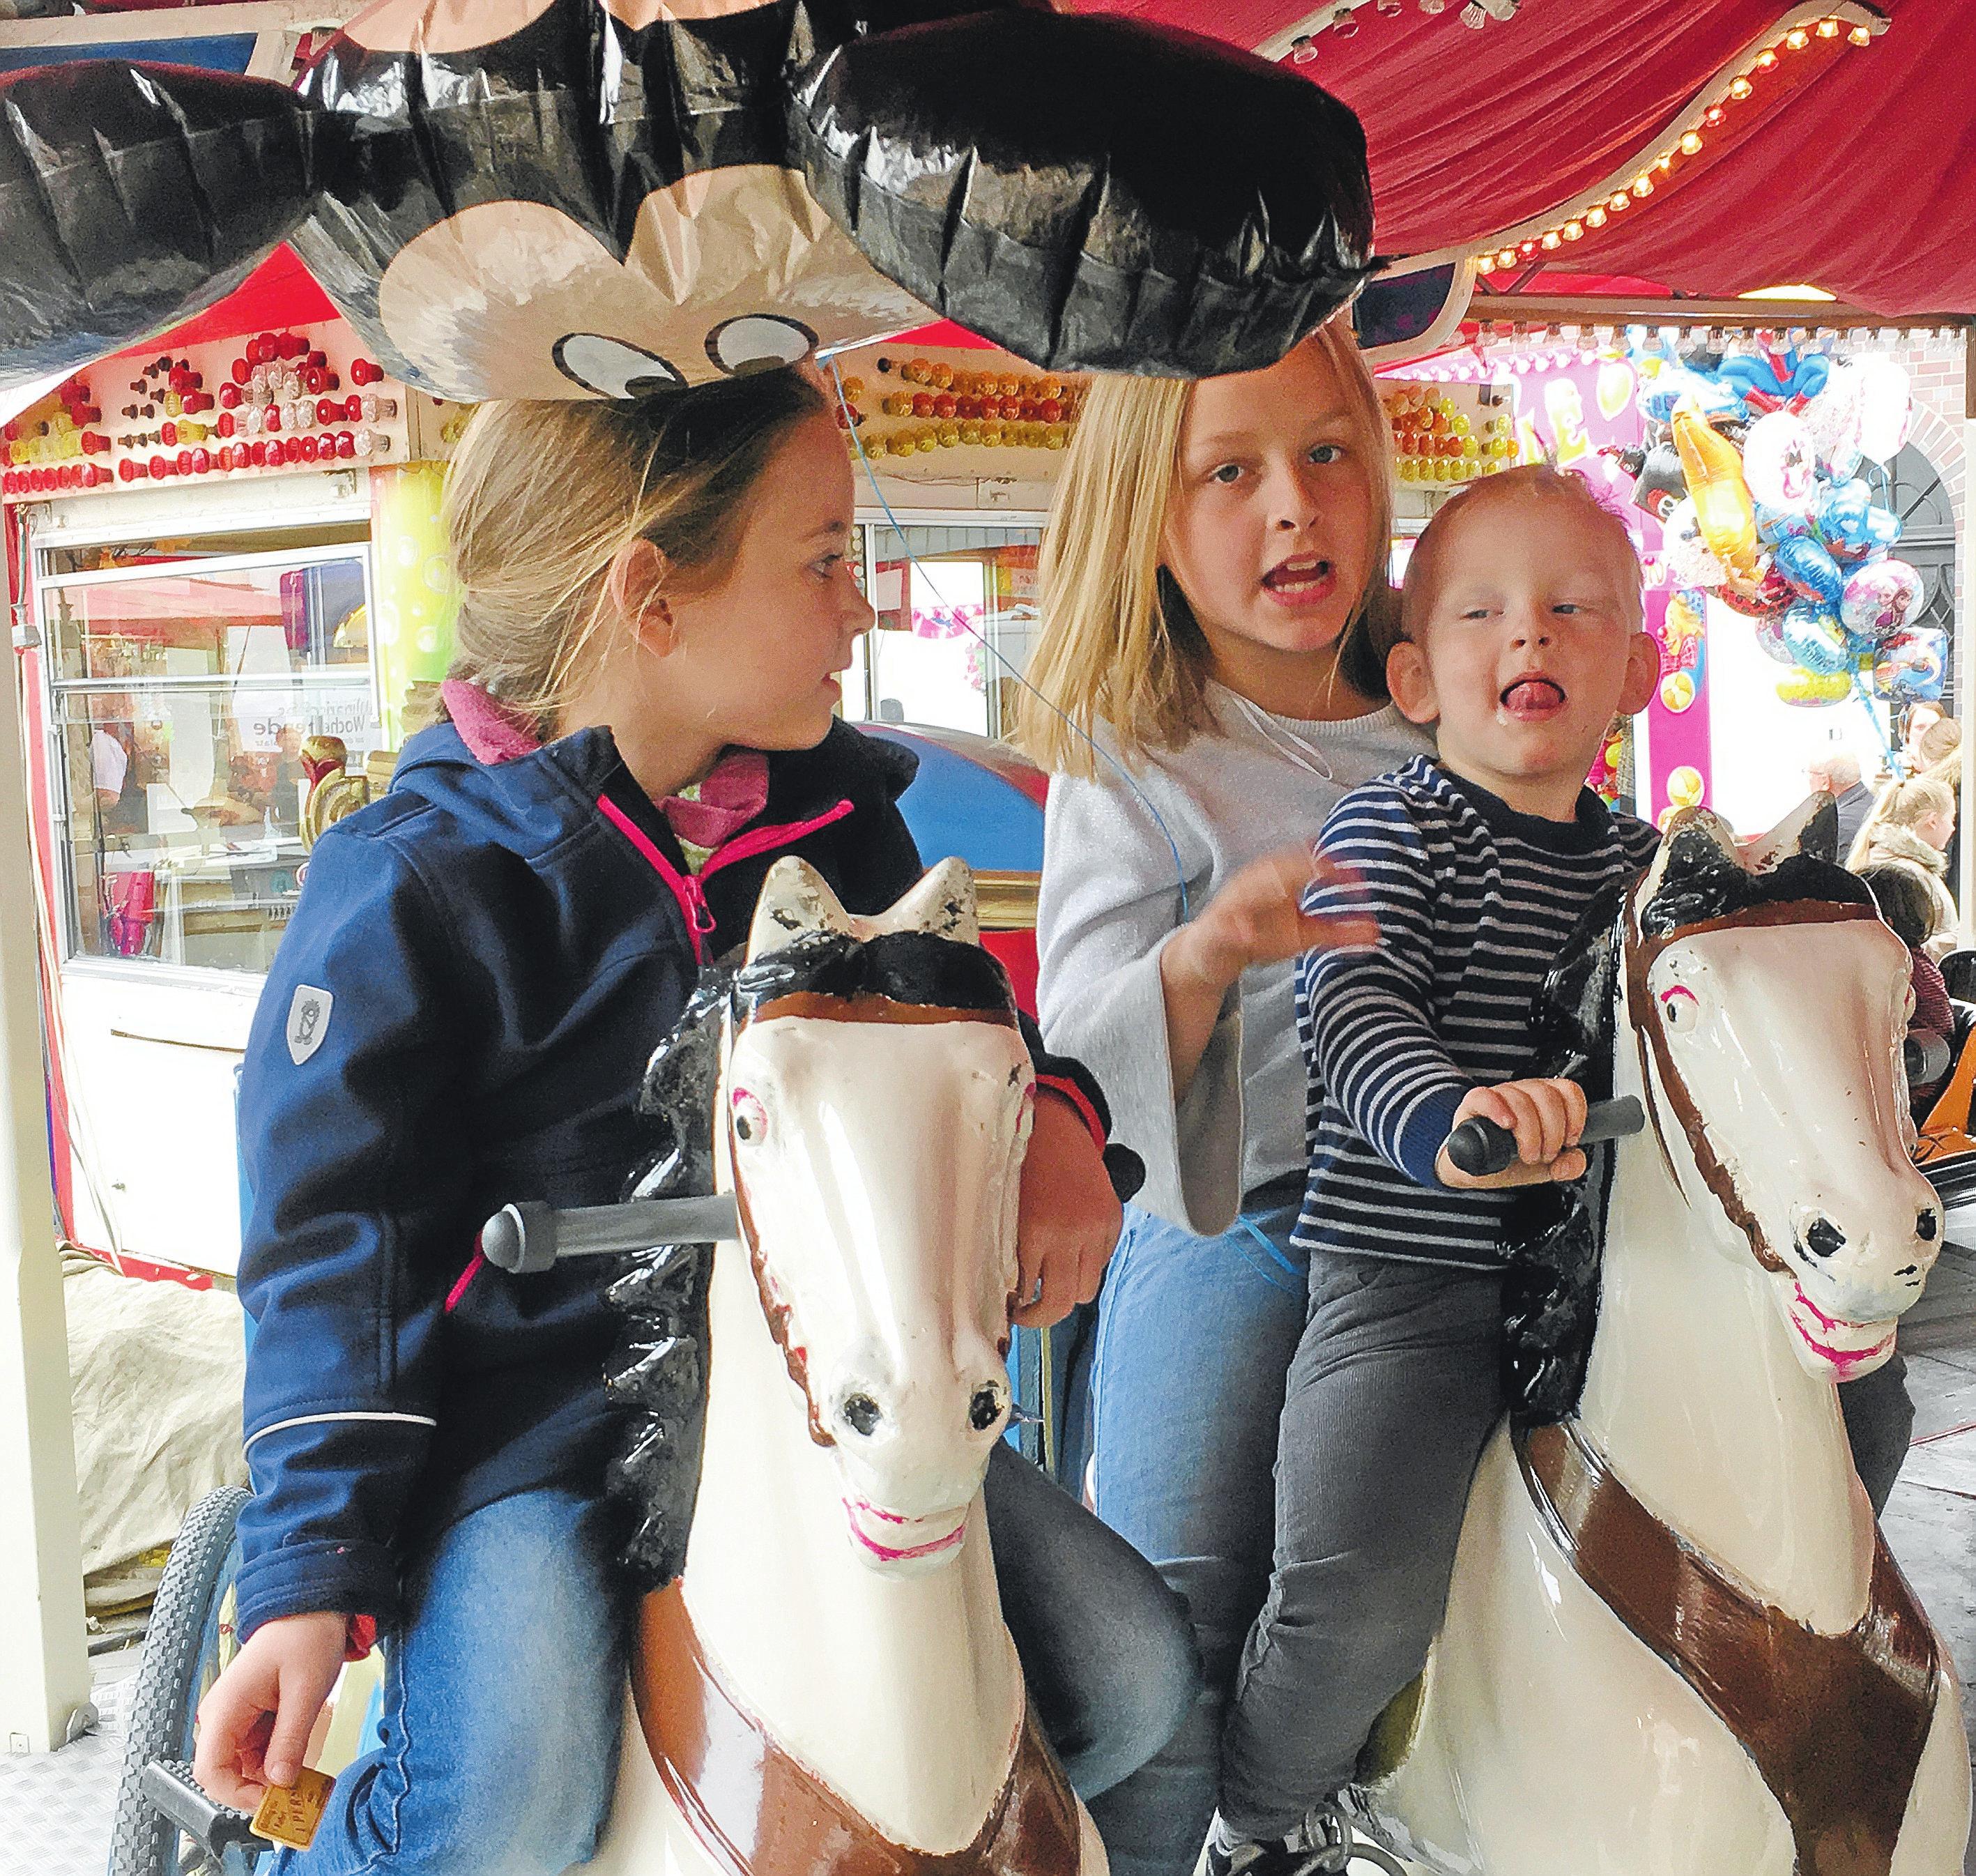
[719,855,1032,1576]
[1625,795,1943,1380]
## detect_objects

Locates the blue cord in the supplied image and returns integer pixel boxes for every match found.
[828,357,1192,916]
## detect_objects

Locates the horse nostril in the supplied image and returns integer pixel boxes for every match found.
[969,1384,1006,1433]
[1805,1217,1846,1259]
[1918,1210,1940,1243]
[841,1393,882,1438]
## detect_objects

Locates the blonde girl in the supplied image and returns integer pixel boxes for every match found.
[1850,772,1959,958]
[194,378,1194,1873]
[1023,319,1427,1876]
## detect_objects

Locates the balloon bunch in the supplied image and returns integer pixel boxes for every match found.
[1610,337,1939,710]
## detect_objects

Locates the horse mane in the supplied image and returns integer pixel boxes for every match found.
[1501,880,1630,1425]
[1502,807,1876,1425]
[602,928,1019,1589]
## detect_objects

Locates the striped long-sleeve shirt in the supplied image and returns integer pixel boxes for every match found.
[1292,756,1659,1268]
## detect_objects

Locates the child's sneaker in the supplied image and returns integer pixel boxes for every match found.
[1199,1804,1406,1876]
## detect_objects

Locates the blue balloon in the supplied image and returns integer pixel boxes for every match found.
[1638,365,1745,426]
[1782,601,1851,676]
[1756,503,1812,547]
[1718,346,1832,409]
[1864,507,1903,553]
[1813,478,1876,554]
[1774,534,1846,607]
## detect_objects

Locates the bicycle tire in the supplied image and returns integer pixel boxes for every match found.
[107,1485,256,1876]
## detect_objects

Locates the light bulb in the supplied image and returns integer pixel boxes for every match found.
[1729,75,1754,98]
[1585,206,1607,229]
[1680,131,1703,155]
[1849,24,1870,42]
[1786,27,1809,49]
[1816,16,1840,34]
[1563,220,1584,241]
[1631,176,1655,198]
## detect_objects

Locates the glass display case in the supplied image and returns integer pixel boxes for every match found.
[40,543,377,975]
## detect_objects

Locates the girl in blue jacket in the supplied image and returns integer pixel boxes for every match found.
[193,373,1195,1873]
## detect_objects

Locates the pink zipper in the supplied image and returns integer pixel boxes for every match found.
[596,794,855,966]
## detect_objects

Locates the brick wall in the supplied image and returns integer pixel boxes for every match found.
[1890,333,1966,619]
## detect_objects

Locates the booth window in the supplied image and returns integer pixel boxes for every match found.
[40,543,376,975]
[852,523,1043,738]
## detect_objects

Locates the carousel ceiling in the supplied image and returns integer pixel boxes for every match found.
[1079,0,1972,316]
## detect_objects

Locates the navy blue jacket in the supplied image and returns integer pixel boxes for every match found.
[233,718,1098,1640]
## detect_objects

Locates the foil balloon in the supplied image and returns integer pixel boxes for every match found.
[1780,601,1851,676]
[1671,402,1761,588]
[1756,503,1814,547]
[1776,669,1852,708]
[1715,563,1794,621]
[1741,411,1818,512]
[1874,627,1948,703]
[1773,534,1846,609]
[1813,478,1878,557]
[1801,363,1865,481]
[1662,498,1729,592]
[1840,558,1924,640]
[1638,364,1742,426]
[1853,356,1914,466]
[1753,613,1798,666]
[1716,341,1830,414]
[0,3,1377,399]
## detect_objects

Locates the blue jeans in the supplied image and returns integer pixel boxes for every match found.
[275,1446,1194,1873]
[1062,1184,1310,1876]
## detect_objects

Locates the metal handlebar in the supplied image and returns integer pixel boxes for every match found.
[479,1194,740,1274]
[1442,1095,1646,1180]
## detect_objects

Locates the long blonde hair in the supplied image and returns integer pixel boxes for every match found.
[1017,319,1397,775]
[1848,774,1955,869]
[443,374,829,734]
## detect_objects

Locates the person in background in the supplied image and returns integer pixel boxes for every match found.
[1849,774,1959,959]
[1807,747,1873,859]
[1903,699,1946,771]
[1860,862,1955,1116]
[1917,717,1963,907]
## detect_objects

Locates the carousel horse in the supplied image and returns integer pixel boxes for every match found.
[585,855,1102,1876]
[1361,798,1972,1876]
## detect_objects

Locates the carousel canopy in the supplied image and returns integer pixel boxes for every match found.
[1082,0,1972,317]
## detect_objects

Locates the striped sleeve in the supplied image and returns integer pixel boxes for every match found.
[1298,787,1470,1189]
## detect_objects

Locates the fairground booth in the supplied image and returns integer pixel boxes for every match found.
[1,0,1969,1793]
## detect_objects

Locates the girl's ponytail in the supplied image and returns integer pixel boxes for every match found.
[1848,774,1956,869]
[443,373,829,735]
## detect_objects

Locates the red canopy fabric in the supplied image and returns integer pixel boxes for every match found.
[1084,0,1974,315]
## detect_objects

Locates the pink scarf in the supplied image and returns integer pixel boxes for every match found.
[439,680,769,855]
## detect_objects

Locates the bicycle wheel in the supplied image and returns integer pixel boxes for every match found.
[108,1485,260,1876]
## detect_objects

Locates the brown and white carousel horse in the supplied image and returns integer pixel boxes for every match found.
[1361,798,1971,1876]
[585,856,1101,1876]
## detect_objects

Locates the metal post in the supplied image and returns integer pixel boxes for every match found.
[0,644,89,1752]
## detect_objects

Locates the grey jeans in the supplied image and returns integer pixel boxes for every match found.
[1220,1252,1508,1840]
[1218,1253,1920,1840]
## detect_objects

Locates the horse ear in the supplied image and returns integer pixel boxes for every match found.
[1744,792,1839,872]
[1639,806,1740,906]
[869,857,980,945]
[748,857,856,960]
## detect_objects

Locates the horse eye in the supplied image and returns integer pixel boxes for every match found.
[553,334,684,399]
[969,1383,1006,1432]
[707,315,815,376]
[1659,985,1700,1031]
[732,1090,768,1145]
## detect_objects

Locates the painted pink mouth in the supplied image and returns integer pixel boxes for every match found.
[1787,1283,1895,1376]
[843,1495,969,1564]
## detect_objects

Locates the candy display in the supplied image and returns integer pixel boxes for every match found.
[1382,383,1518,483]
[0,1,1377,402]
[1,326,420,494]
[1606,337,1930,712]
[838,355,1088,462]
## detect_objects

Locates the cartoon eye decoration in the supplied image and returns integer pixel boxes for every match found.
[553,334,684,399]
[707,315,816,376]
[732,1089,769,1145]
[1658,984,1701,1032]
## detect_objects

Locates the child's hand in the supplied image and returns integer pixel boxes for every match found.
[1013,1089,1121,1328]
[1163,846,1375,999]
[1435,1079,1588,1190]
[194,1610,349,1811]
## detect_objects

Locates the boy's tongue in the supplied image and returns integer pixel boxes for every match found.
[1502,677,1565,719]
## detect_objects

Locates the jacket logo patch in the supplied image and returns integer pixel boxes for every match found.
[286,986,334,1065]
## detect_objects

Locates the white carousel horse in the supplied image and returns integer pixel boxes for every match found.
[1363,799,1972,1876]
[585,856,1105,1876]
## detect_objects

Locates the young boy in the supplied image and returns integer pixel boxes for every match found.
[1207,466,1661,1876]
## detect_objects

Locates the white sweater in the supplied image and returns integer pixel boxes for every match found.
[1036,683,1430,1235]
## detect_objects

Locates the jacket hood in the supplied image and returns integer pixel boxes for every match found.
[1859,821,1949,876]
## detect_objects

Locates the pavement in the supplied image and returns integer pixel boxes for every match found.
[5,1246,1976,1876]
